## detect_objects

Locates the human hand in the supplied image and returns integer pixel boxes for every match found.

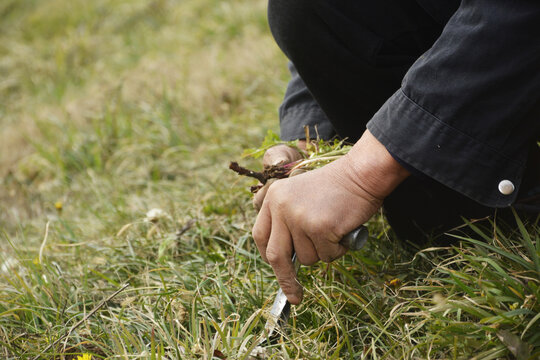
[252,142,305,211]
[252,130,409,304]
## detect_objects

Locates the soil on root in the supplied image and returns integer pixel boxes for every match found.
[229,161,289,192]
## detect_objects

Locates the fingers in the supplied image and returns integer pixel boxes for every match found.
[311,228,348,263]
[253,178,276,212]
[262,144,303,168]
[313,241,347,263]
[255,144,303,212]
[289,226,319,266]
[253,198,303,304]
[266,221,303,305]
[252,200,272,262]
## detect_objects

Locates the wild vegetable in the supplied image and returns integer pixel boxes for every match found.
[230,128,352,190]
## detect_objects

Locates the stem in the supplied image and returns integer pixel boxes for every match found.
[33,284,130,359]
[290,156,343,171]
[229,162,267,184]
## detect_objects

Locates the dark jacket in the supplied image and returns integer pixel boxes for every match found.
[275,0,540,209]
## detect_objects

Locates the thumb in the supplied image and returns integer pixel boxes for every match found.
[263,144,303,169]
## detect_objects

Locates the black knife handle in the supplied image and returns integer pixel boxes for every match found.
[340,225,369,251]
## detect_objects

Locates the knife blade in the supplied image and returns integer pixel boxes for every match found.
[260,225,369,345]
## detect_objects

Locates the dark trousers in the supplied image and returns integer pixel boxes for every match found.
[267,0,536,244]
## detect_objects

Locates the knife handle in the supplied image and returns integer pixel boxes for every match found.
[340,225,369,251]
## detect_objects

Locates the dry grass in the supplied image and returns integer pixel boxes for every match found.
[0,1,538,359]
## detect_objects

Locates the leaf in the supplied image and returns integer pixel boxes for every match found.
[512,208,540,273]
[496,330,531,360]
[241,130,282,159]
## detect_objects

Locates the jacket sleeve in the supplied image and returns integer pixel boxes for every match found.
[367,0,540,207]
[279,62,336,141]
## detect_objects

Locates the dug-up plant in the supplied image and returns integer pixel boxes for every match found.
[229,128,352,191]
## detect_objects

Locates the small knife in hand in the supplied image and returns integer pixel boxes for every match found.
[260,225,369,345]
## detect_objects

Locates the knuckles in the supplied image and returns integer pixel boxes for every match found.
[251,224,263,243]
[266,181,287,206]
[265,248,282,266]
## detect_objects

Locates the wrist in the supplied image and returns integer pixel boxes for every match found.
[340,130,410,200]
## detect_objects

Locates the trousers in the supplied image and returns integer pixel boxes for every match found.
[267,0,540,243]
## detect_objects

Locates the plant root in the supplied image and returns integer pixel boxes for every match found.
[229,162,267,184]
[229,161,290,188]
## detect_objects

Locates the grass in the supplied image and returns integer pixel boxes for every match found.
[0,0,539,359]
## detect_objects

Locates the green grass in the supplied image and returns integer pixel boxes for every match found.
[0,0,539,359]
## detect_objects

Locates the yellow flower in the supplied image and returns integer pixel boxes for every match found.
[386,278,401,288]
[76,354,92,360]
[54,201,63,212]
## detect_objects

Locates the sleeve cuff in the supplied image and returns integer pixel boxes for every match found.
[367,89,525,208]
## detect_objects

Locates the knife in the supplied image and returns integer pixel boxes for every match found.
[260,225,369,345]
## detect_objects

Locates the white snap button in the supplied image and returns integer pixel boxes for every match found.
[498,180,515,195]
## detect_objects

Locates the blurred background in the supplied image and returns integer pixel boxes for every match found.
[0,0,291,357]
[0,0,283,232]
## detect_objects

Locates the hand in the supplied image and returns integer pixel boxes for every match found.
[253,142,305,211]
[252,130,409,304]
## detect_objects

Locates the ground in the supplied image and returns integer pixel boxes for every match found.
[0,0,538,359]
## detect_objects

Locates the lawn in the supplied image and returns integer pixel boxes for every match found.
[0,0,539,359]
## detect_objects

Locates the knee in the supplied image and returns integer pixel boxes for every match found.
[267,0,313,57]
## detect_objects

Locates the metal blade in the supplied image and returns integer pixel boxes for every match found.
[261,288,290,344]
[258,226,368,346]
[260,253,298,345]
